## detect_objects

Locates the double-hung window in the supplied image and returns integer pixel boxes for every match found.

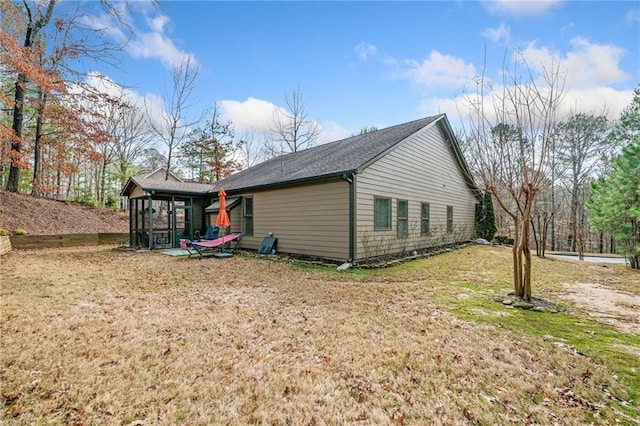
[243,197,254,236]
[421,203,430,235]
[397,200,408,238]
[446,205,454,233]
[374,197,391,230]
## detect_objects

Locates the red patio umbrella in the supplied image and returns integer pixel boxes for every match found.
[215,188,230,228]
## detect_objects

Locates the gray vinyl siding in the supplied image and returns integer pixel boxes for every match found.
[230,203,242,233]
[235,180,350,261]
[355,122,478,259]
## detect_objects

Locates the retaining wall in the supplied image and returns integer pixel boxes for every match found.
[0,236,11,255]
[9,233,128,250]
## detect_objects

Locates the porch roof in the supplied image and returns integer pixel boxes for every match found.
[120,176,214,198]
[204,197,242,212]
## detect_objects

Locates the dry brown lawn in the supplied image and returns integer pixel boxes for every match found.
[1,245,638,425]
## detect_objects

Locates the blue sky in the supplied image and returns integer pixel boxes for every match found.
[73,0,640,147]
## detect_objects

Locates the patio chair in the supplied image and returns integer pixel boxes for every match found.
[136,230,150,249]
[185,232,244,259]
[202,225,219,240]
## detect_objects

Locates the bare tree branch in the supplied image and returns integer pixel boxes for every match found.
[269,86,322,156]
[146,56,200,179]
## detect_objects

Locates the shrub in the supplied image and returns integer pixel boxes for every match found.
[475,192,497,241]
[494,235,514,245]
[105,195,118,209]
[67,189,98,208]
[14,228,28,235]
[0,228,9,236]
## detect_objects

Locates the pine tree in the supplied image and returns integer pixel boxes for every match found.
[587,139,640,269]
[476,192,497,241]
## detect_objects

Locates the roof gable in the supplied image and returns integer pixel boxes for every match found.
[214,115,442,192]
[144,168,183,182]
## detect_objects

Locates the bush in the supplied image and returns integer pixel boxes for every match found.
[67,189,98,208]
[105,195,118,209]
[14,228,28,235]
[494,235,514,245]
[475,192,497,241]
[0,228,9,236]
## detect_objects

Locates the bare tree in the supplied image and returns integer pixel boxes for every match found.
[463,52,565,301]
[553,113,611,253]
[4,0,57,193]
[2,0,151,193]
[94,91,152,201]
[147,56,199,180]
[29,3,122,198]
[139,147,167,174]
[530,179,553,257]
[268,86,321,157]
[238,128,268,168]
[112,101,153,187]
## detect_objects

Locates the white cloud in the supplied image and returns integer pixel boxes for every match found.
[419,85,634,132]
[482,0,563,16]
[219,98,352,149]
[558,86,635,120]
[626,8,640,24]
[147,14,170,33]
[78,13,126,42]
[318,121,352,144]
[560,22,575,33]
[418,96,468,129]
[78,72,166,131]
[80,8,195,70]
[218,98,280,133]
[404,51,477,88]
[355,42,378,60]
[520,37,629,89]
[481,24,510,43]
[127,30,195,69]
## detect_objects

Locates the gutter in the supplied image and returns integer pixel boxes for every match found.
[216,170,357,196]
[343,173,355,262]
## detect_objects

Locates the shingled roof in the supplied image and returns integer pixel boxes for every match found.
[121,114,479,198]
[120,176,214,197]
[213,115,443,193]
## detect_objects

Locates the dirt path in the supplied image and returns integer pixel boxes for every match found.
[561,281,640,335]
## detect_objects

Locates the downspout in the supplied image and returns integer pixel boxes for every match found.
[129,198,135,247]
[343,173,355,262]
[148,192,154,250]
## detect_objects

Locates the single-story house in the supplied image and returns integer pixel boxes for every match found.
[121,114,482,261]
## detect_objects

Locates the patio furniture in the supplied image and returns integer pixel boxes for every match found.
[183,232,244,259]
[202,225,219,240]
[258,236,277,254]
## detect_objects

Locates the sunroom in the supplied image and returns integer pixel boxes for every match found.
[120,176,213,249]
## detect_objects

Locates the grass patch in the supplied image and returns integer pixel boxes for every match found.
[1,245,638,424]
[375,245,640,421]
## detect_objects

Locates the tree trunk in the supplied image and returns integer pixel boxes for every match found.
[569,182,579,252]
[599,232,604,254]
[512,215,524,299]
[610,236,615,254]
[521,193,534,302]
[539,213,550,258]
[7,70,29,192]
[32,90,48,197]
[532,216,540,257]
[577,208,586,261]
[99,159,108,203]
[6,0,57,192]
